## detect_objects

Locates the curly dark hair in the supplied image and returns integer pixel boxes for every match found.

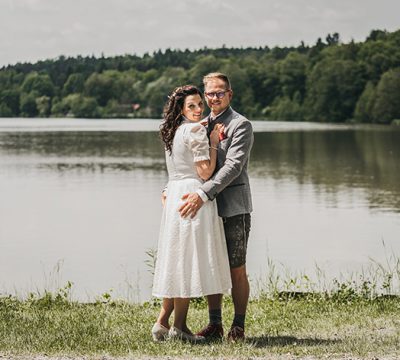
[160,85,202,154]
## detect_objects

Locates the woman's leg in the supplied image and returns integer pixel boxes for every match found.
[156,298,174,328]
[173,298,191,333]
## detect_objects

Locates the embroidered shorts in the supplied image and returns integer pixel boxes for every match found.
[222,213,251,268]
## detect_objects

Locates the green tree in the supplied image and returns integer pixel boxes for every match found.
[257,60,281,109]
[1,29,400,121]
[113,70,140,105]
[366,29,388,42]
[269,93,303,121]
[305,59,366,122]
[372,68,400,124]
[220,61,256,117]
[354,82,376,123]
[21,72,55,97]
[0,89,20,115]
[20,92,39,117]
[187,55,222,86]
[36,96,51,117]
[144,67,186,117]
[63,73,85,95]
[0,103,12,117]
[277,52,307,100]
[326,33,340,46]
[51,94,79,117]
[358,40,398,82]
[70,95,100,118]
[84,72,114,106]
[50,97,65,117]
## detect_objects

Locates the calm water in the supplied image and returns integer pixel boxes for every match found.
[0,118,399,301]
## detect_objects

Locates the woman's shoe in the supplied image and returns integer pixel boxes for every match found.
[151,322,169,342]
[168,326,205,343]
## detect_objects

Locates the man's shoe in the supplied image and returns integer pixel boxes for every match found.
[196,323,224,340]
[151,322,169,342]
[227,325,245,342]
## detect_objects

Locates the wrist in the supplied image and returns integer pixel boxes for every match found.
[196,189,209,203]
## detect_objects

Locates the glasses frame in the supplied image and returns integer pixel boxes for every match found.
[204,90,231,99]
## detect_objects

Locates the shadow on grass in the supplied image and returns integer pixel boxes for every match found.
[247,335,340,348]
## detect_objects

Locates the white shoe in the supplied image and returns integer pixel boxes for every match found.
[168,326,205,343]
[151,322,169,342]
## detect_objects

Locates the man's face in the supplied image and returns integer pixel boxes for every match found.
[204,78,232,116]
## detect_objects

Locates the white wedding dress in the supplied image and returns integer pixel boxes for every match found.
[152,120,232,298]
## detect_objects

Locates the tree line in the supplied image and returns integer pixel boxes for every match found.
[0,29,399,124]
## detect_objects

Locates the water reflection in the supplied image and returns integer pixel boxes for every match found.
[1,123,399,301]
[0,131,164,158]
[1,128,398,212]
[251,130,400,212]
[0,129,400,212]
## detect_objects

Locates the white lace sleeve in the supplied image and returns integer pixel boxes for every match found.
[187,124,210,162]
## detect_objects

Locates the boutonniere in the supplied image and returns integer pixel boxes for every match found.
[219,130,227,141]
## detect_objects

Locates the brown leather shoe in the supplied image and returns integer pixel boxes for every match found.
[227,325,245,342]
[196,323,224,339]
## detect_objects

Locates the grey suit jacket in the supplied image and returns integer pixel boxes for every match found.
[200,107,253,218]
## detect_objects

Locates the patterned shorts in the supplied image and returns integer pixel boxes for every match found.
[222,213,251,268]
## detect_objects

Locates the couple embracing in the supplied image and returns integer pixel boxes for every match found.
[152,73,253,343]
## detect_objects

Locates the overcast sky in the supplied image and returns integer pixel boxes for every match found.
[1,0,399,67]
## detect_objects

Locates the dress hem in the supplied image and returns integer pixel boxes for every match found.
[152,287,231,299]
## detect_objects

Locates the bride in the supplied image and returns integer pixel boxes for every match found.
[151,85,232,342]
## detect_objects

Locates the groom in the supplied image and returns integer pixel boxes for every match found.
[179,72,254,341]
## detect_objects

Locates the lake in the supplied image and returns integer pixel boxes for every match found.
[0,118,399,302]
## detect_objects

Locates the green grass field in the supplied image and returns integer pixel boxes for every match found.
[1,289,399,359]
[2,251,399,359]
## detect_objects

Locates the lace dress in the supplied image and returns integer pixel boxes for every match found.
[152,120,232,298]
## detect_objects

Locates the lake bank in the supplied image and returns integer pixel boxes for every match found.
[1,290,399,359]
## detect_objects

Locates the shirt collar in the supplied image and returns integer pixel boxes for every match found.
[209,106,230,122]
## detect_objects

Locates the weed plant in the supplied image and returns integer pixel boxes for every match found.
[0,249,399,358]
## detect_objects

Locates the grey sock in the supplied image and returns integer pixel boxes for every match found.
[232,313,245,329]
[209,308,222,325]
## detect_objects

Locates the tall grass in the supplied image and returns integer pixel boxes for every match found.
[0,246,399,358]
[252,243,400,301]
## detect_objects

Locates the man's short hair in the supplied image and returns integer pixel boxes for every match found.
[203,72,231,90]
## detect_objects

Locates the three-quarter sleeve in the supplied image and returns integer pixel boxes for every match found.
[187,124,210,162]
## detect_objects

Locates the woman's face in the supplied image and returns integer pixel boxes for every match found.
[182,94,204,122]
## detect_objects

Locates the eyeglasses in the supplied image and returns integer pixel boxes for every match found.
[204,90,230,99]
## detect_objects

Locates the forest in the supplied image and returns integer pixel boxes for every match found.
[0,29,399,123]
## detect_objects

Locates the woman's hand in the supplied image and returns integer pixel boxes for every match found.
[210,124,225,148]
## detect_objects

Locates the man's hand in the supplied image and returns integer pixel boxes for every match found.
[179,192,204,218]
[161,191,167,207]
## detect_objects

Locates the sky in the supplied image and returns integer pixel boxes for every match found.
[0,0,399,67]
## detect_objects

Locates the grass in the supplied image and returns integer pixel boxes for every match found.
[1,248,399,359]
[0,285,399,359]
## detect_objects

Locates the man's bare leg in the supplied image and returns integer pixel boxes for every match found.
[227,264,249,340]
[207,293,222,310]
[230,265,249,315]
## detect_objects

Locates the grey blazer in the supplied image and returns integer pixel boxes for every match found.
[200,107,254,218]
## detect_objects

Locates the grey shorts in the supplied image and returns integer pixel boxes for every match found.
[222,213,251,268]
